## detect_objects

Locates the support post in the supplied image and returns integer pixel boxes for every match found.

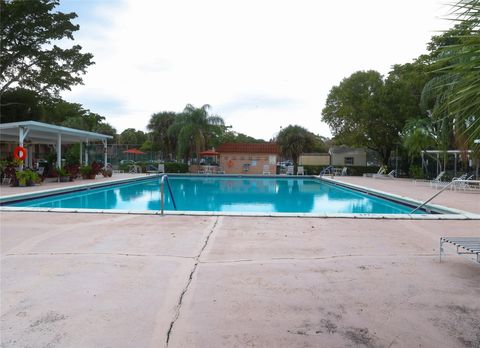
[57,133,62,168]
[454,153,457,177]
[85,140,89,165]
[102,139,108,169]
[80,142,83,165]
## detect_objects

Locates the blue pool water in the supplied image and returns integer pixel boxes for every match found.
[7,176,428,214]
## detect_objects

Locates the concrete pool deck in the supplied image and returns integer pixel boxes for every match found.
[1,176,479,347]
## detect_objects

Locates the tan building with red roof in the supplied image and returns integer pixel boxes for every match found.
[217,143,279,175]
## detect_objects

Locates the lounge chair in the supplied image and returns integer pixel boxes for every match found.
[440,237,480,263]
[147,163,165,174]
[297,166,304,175]
[429,171,446,188]
[341,167,348,176]
[216,167,225,174]
[286,165,294,175]
[262,164,270,175]
[373,168,396,179]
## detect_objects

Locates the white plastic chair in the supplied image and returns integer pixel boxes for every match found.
[297,166,304,175]
[286,165,294,175]
[262,164,271,175]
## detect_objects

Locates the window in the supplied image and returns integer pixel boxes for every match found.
[344,157,354,165]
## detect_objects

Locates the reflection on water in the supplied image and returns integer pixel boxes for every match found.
[11,177,424,214]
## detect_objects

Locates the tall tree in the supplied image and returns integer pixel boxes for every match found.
[147,111,177,158]
[168,104,224,160]
[322,66,428,164]
[0,0,94,98]
[424,2,480,145]
[322,70,392,163]
[275,125,316,165]
[118,128,147,145]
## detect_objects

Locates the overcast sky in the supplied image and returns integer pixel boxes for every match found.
[59,0,452,141]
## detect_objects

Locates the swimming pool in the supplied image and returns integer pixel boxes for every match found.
[5,176,433,214]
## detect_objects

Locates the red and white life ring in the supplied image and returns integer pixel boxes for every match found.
[13,146,27,160]
[227,159,234,168]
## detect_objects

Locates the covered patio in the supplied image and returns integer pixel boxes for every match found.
[0,121,113,169]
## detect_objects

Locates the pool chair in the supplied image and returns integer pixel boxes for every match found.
[146,163,165,174]
[286,165,294,175]
[373,169,396,179]
[440,237,480,263]
[216,167,225,174]
[297,166,305,175]
[262,164,271,175]
[429,171,446,187]
[341,167,348,176]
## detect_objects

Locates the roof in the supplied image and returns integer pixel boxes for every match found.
[217,143,279,154]
[0,121,113,144]
[329,145,366,155]
[199,150,220,156]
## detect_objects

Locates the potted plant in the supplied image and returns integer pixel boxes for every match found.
[101,166,113,177]
[65,164,79,181]
[80,165,94,179]
[15,170,40,187]
[57,167,70,182]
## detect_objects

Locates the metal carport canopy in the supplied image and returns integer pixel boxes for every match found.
[0,120,112,144]
[0,121,113,168]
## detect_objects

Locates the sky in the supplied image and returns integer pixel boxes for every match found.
[58,0,452,141]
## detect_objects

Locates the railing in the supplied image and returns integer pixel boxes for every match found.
[319,165,333,176]
[410,179,461,214]
[160,174,177,215]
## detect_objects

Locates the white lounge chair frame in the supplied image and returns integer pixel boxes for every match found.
[440,237,480,263]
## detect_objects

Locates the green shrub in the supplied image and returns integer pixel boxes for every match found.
[408,164,425,179]
[15,170,39,186]
[165,162,189,173]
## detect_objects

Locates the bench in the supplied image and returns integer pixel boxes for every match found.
[440,237,480,263]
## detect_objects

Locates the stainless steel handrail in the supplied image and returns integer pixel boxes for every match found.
[160,174,177,214]
[410,179,461,214]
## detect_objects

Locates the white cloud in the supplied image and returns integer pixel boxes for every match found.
[62,0,451,140]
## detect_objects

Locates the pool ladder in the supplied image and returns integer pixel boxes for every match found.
[160,174,177,215]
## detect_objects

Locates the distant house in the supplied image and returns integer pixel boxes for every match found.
[217,143,279,174]
[299,153,330,166]
[329,146,367,166]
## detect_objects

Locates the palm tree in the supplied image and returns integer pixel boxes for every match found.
[147,111,177,159]
[168,104,224,160]
[427,0,480,144]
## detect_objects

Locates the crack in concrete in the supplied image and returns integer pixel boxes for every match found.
[165,217,219,347]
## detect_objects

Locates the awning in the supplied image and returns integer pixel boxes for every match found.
[199,150,220,157]
[0,120,113,144]
[0,120,113,169]
[123,148,145,155]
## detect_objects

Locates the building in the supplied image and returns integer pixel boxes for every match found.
[299,153,330,166]
[217,143,279,174]
[329,145,367,167]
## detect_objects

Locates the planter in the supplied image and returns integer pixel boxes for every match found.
[59,176,70,182]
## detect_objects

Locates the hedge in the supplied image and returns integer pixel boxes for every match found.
[164,162,189,173]
[118,162,189,173]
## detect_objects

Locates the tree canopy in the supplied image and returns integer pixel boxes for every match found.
[168,104,224,160]
[275,125,317,165]
[322,64,428,164]
[0,0,94,99]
